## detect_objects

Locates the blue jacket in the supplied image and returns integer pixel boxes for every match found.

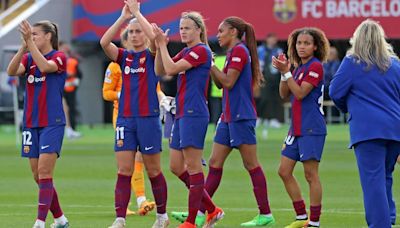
[329,56,400,148]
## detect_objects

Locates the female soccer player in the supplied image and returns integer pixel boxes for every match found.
[102,27,159,217]
[330,19,400,227]
[7,20,69,228]
[152,11,223,228]
[272,27,329,228]
[203,16,275,227]
[100,1,168,227]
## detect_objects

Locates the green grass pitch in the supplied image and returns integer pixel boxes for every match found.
[0,124,399,227]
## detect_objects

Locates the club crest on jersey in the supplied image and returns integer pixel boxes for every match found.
[27,75,35,83]
[139,57,146,64]
[273,0,297,23]
[117,139,124,147]
[23,146,30,153]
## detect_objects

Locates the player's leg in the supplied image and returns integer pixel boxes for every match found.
[33,126,69,228]
[239,144,274,227]
[109,150,135,228]
[279,136,307,228]
[33,153,57,228]
[128,152,156,216]
[137,116,168,228]
[142,153,169,228]
[206,120,232,198]
[109,118,137,228]
[302,160,322,228]
[354,139,391,228]
[300,135,325,228]
[180,117,223,228]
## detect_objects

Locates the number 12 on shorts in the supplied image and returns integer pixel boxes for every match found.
[22,131,33,145]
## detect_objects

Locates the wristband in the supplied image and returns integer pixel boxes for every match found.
[280,75,287,82]
[283,71,293,80]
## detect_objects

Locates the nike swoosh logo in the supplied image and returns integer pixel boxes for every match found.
[41,145,50,150]
[145,146,153,151]
[300,154,304,158]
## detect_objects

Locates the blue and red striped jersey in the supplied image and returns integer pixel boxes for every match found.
[116,48,159,118]
[221,43,257,123]
[21,50,66,128]
[290,57,326,136]
[172,43,211,119]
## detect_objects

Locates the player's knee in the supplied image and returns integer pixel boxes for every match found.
[37,166,52,179]
[208,157,223,168]
[169,163,184,176]
[278,166,292,180]
[242,160,259,171]
[118,166,134,176]
[146,166,161,178]
[304,170,319,183]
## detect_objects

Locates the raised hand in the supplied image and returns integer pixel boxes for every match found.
[152,23,169,46]
[124,0,140,17]
[121,4,133,20]
[272,53,290,74]
[18,20,32,42]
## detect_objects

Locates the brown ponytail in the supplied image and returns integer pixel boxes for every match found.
[223,17,263,86]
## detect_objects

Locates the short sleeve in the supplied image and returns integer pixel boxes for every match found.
[182,45,208,67]
[303,62,323,87]
[227,46,248,72]
[172,50,184,63]
[116,48,125,65]
[50,51,67,73]
[21,53,29,70]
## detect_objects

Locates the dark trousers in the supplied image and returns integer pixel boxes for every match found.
[64,91,78,130]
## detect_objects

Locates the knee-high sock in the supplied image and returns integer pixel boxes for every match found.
[310,205,321,222]
[179,171,216,214]
[115,174,132,218]
[50,188,63,218]
[249,166,271,215]
[37,178,54,222]
[187,173,205,224]
[132,161,145,198]
[149,172,168,214]
[205,166,223,197]
[293,200,307,217]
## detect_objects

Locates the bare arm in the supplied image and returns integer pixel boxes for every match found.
[7,45,26,76]
[100,5,132,61]
[279,80,290,99]
[210,69,223,89]
[154,47,166,76]
[210,66,240,90]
